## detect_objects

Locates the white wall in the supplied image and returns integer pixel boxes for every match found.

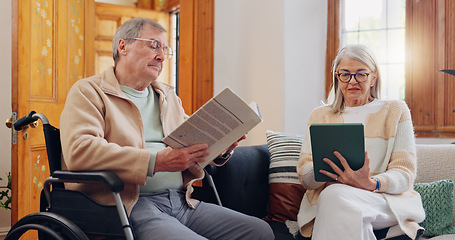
[0,0,12,237]
[214,0,327,145]
[283,0,327,136]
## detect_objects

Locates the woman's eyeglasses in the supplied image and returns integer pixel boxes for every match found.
[336,72,370,83]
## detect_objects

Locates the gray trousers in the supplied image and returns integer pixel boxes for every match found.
[130,189,274,240]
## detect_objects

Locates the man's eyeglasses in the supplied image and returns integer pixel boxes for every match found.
[336,72,370,83]
[131,38,173,60]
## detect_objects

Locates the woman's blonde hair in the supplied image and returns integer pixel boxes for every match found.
[326,44,381,114]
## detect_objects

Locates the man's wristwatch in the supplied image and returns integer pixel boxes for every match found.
[217,150,234,161]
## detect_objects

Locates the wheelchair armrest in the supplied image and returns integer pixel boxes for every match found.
[52,170,124,192]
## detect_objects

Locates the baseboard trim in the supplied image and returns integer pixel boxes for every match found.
[0,226,10,238]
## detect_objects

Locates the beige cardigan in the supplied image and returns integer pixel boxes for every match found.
[60,67,214,214]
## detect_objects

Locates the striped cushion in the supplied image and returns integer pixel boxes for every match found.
[266,130,304,184]
[264,130,306,222]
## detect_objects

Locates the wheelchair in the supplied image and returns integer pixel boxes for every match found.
[5,111,222,240]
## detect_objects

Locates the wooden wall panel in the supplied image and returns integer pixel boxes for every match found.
[178,0,194,113]
[406,0,455,137]
[445,0,455,126]
[406,0,437,129]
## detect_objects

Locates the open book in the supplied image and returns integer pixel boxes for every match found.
[162,87,262,168]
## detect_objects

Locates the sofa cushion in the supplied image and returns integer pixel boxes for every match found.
[414,180,455,238]
[263,130,306,222]
[210,145,270,218]
[416,144,455,227]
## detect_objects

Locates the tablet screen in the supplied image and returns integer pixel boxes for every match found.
[309,123,365,182]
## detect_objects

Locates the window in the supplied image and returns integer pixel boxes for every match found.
[339,0,406,100]
[170,11,179,94]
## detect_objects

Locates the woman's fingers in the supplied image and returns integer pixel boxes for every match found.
[319,169,339,181]
[334,151,351,170]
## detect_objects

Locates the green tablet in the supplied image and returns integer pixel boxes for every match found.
[309,123,365,182]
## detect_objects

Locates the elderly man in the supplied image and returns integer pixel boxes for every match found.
[59,17,274,240]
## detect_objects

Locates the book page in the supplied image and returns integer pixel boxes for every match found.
[162,87,262,168]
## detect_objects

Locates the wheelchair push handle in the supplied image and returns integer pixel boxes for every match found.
[14,111,50,131]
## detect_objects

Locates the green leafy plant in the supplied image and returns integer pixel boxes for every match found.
[0,172,11,210]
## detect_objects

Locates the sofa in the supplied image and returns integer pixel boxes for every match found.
[195,143,455,240]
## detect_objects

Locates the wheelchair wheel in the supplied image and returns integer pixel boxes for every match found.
[5,212,89,240]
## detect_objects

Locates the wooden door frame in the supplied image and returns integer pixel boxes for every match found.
[10,0,18,224]
[178,0,214,114]
[325,0,339,99]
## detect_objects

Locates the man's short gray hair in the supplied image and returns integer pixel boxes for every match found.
[112,17,166,65]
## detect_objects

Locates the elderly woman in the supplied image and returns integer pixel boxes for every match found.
[296,44,425,240]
